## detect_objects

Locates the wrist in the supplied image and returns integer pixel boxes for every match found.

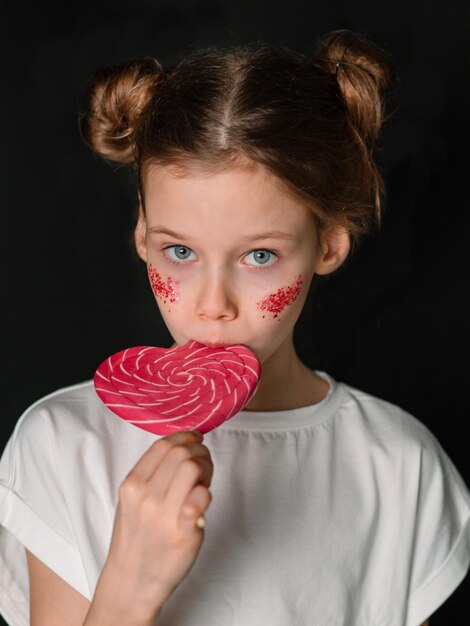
[85,591,163,626]
[87,562,166,626]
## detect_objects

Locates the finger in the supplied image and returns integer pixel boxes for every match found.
[127,431,203,482]
[147,443,213,499]
[179,484,212,532]
[164,457,214,515]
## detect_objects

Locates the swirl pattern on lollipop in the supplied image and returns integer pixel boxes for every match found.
[94,340,261,434]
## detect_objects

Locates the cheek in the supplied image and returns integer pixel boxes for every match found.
[148,263,181,304]
[257,274,304,319]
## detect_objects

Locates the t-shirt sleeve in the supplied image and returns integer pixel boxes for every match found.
[0,402,90,626]
[406,422,470,626]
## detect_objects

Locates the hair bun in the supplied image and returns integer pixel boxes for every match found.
[315,30,395,142]
[81,58,162,164]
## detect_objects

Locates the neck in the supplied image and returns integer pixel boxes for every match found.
[243,334,329,412]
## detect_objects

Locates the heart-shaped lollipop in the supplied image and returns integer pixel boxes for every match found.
[93,340,261,435]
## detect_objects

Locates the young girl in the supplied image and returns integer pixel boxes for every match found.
[0,30,468,626]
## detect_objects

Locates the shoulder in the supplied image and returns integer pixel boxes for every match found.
[333,378,469,507]
[1,380,153,486]
[1,381,100,487]
[6,381,104,452]
[21,379,102,421]
[331,377,468,498]
[336,379,443,452]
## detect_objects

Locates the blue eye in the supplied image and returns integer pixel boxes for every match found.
[245,249,277,267]
[164,245,195,262]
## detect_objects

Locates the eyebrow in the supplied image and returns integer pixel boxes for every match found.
[147,226,296,242]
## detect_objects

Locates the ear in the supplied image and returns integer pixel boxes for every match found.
[134,204,148,263]
[315,226,351,275]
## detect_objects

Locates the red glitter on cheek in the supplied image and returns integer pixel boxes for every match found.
[257,275,304,319]
[147,263,181,304]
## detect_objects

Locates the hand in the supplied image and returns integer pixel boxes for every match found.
[95,431,213,623]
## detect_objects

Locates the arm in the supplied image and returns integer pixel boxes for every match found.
[26,548,160,625]
[26,549,90,626]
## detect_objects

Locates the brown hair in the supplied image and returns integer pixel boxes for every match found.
[81,30,394,240]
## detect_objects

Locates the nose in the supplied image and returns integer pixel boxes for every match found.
[195,272,238,321]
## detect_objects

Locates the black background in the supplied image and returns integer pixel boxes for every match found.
[1,0,469,622]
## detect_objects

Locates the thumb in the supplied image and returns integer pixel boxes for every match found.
[180,484,211,531]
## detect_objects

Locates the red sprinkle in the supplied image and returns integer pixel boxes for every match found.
[257,275,303,319]
[148,264,181,304]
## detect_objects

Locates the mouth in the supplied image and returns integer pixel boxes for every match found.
[198,340,238,349]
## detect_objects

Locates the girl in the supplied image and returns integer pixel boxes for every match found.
[0,30,468,626]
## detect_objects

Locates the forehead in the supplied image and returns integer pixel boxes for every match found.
[143,159,317,237]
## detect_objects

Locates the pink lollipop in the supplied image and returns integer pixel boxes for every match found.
[93,340,261,435]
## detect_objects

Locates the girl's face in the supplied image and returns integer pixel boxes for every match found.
[135,161,349,364]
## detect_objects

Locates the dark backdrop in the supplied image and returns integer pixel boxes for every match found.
[1,0,469,623]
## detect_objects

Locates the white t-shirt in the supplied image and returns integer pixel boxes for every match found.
[0,373,468,626]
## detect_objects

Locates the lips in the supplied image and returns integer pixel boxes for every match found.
[199,341,236,348]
